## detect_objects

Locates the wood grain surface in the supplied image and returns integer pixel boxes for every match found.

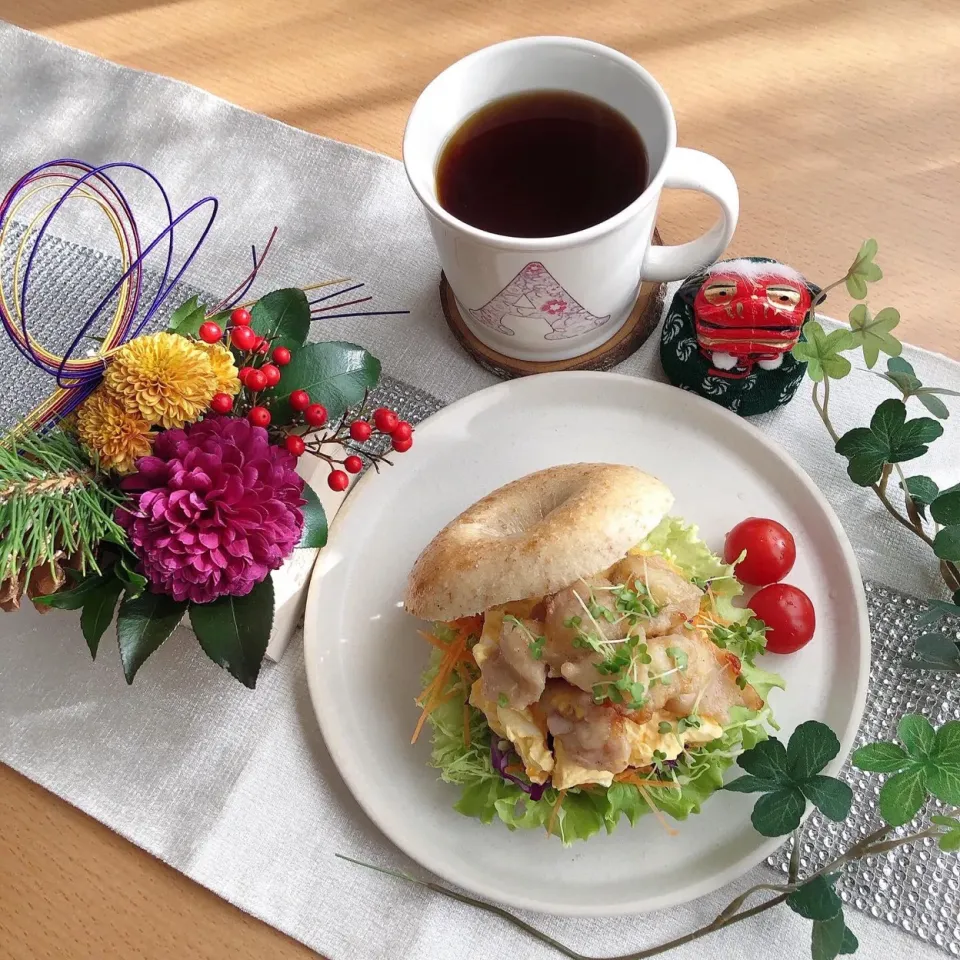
[1,1,958,958]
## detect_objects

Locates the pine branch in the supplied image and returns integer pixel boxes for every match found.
[0,428,127,583]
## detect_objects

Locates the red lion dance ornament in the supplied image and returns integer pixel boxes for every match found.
[692,259,812,379]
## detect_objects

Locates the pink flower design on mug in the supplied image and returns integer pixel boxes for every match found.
[541,298,568,316]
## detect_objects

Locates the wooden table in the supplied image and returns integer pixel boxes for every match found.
[1,1,957,957]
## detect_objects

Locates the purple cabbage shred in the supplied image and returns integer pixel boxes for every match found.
[490,738,548,801]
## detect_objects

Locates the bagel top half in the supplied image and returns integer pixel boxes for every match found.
[405,463,674,621]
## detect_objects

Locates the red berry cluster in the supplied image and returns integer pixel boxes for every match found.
[288,393,413,490]
[204,306,295,427]
[199,306,412,488]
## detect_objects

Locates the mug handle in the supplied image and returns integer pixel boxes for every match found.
[641,147,740,283]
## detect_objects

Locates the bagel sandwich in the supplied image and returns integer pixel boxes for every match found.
[406,463,783,844]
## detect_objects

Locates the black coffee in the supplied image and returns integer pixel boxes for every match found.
[436,90,648,238]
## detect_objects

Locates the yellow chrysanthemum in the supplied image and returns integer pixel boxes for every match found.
[75,387,153,474]
[104,332,218,429]
[194,341,241,397]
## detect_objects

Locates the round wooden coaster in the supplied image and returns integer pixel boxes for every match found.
[439,239,667,379]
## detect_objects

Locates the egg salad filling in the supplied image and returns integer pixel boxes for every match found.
[413,516,785,845]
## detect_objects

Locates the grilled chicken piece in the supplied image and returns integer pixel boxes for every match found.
[478,616,547,710]
[542,681,628,766]
[542,576,627,680]
[607,554,702,636]
[642,631,762,724]
[540,679,632,775]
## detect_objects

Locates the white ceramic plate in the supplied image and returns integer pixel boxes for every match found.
[303,372,870,916]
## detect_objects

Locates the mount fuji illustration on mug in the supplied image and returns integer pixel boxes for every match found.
[468,262,610,340]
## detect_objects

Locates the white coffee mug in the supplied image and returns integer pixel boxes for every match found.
[403,37,739,363]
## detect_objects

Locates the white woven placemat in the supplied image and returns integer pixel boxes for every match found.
[1,21,959,960]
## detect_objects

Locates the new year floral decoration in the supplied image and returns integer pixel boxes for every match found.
[0,159,411,687]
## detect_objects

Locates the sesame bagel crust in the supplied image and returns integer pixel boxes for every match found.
[405,463,674,621]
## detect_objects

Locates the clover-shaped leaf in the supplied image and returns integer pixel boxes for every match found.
[847,305,901,369]
[845,238,882,299]
[792,321,856,382]
[834,398,943,486]
[853,715,960,825]
[724,720,852,836]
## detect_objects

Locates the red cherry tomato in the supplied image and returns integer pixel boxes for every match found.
[750,583,815,654]
[724,517,796,585]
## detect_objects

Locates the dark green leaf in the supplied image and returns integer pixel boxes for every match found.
[901,476,939,515]
[898,714,936,758]
[250,288,311,352]
[32,573,108,609]
[918,598,960,627]
[931,490,960,525]
[934,526,960,562]
[834,427,887,486]
[188,576,274,688]
[788,720,841,780]
[839,924,859,955]
[263,340,381,425]
[878,765,928,826]
[872,399,943,462]
[116,557,147,599]
[812,910,847,960]
[852,741,909,773]
[79,577,124,659]
[737,736,788,782]
[116,592,187,684]
[835,399,943,486]
[722,774,782,794]
[787,875,843,921]
[298,483,328,549]
[750,786,806,836]
[800,775,853,822]
[916,392,950,419]
[909,632,960,672]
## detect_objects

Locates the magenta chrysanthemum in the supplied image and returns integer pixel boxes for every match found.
[118,417,305,604]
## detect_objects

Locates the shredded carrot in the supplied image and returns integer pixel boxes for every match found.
[546,789,567,838]
[636,785,680,836]
[614,771,676,789]
[411,621,476,745]
[504,763,525,778]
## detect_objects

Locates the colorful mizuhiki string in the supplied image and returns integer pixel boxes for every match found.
[0,159,411,433]
[0,159,217,431]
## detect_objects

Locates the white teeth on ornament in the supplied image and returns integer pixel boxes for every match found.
[758,356,784,370]
[711,351,737,370]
